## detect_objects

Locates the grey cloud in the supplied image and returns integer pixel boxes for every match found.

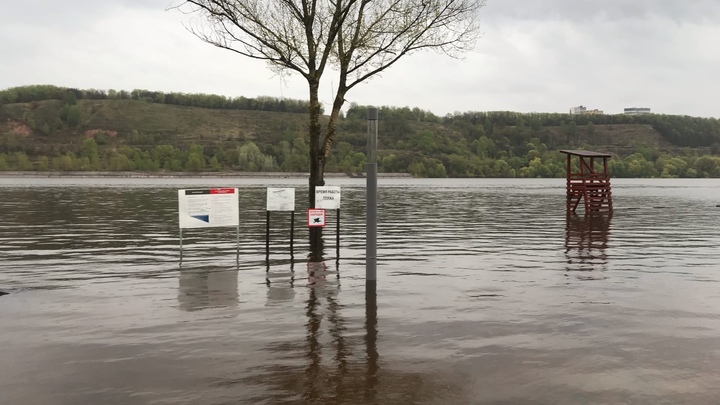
[1,0,719,118]
[486,0,720,23]
[0,0,170,28]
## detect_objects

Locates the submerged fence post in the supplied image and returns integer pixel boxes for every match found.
[366,107,378,282]
[266,211,270,266]
[290,211,295,260]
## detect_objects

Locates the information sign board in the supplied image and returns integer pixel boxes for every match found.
[266,188,296,211]
[178,188,239,229]
[314,186,341,210]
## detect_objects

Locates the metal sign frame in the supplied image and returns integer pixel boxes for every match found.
[178,188,240,263]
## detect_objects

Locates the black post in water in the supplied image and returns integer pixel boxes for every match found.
[366,108,378,281]
[266,211,270,266]
[290,211,295,260]
[290,255,295,287]
[179,228,183,264]
[336,209,340,259]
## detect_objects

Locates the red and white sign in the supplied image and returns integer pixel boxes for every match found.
[210,188,235,194]
[307,208,326,227]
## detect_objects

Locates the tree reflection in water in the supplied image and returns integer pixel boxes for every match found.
[564,213,612,280]
[241,239,448,404]
[303,244,347,401]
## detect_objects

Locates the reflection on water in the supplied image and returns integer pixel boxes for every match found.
[178,265,239,311]
[247,251,414,404]
[365,280,379,403]
[265,258,296,304]
[1,178,720,404]
[564,213,611,280]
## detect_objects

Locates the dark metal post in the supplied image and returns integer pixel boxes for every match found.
[266,211,270,266]
[290,211,295,260]
[366,108,378,282]
[336,209,340,258]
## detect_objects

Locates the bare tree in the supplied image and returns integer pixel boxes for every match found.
[174,0,485,248]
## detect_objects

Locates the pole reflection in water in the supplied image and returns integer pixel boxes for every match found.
[265,257,296,305]
[177,264,239,311]
[564,213,612,280]
[365,280,378,403]
[245,238,390,404]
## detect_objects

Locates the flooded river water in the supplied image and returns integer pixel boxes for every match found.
[1,177,719,404]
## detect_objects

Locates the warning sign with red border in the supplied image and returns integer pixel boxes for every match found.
[307,208,326,227]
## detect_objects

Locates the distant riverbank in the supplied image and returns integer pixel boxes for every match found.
[0,171,413,179]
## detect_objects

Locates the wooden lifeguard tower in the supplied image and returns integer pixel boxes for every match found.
[560,150,613,214]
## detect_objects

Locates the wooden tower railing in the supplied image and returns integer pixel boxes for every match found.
[560,150,613,214]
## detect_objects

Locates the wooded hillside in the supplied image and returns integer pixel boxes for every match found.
[1,85,719,177]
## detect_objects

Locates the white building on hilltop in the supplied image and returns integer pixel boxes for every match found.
[570,105,604,115]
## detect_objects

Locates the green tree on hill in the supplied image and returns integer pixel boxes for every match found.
[59,104,81,127]
[184,144,206,171]
[13,152,33,170]
[37,156,49,171]
[80,138,101,170]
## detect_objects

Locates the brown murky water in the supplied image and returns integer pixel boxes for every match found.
[1,177,720,404]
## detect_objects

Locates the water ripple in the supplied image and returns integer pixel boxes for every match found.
[1,178,720,404]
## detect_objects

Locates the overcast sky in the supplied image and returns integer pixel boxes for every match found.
[1,0,719,118]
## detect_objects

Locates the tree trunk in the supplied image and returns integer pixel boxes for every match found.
[307,79,347,256]
[308,79,325,253]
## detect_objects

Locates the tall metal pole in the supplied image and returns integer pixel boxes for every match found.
[366,108,378,282]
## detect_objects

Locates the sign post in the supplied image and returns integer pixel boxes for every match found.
[178,188,240,263]
[315,186,341,257]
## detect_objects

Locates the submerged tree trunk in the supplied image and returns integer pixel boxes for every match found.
[308,79,325,253]
[307,79,346,255]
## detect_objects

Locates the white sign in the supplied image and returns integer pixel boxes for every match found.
[308,208,326,227]
[178,188,239,229]
[266,188,295,211]
[314,186,341,210]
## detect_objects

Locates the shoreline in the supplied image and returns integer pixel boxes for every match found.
[0,171,413,179]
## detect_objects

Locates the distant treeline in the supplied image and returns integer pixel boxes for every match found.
[0,85,321,115]
[347,106,720,148]
[2,138,720,179]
